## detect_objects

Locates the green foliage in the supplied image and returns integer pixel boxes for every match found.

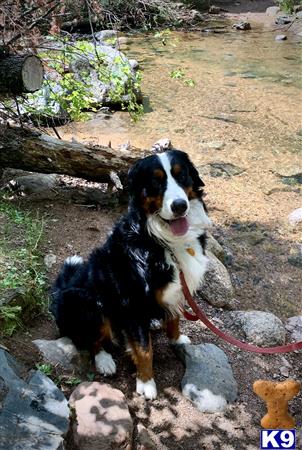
[278,0,295,12]
[23,38,143,122]
[0,202,46,337]
[184,78,195,87]
[36,363,53,376]
[170,68,195,87]
[170,68,185,79]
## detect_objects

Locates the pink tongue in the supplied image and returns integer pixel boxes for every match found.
[169,217,189,236]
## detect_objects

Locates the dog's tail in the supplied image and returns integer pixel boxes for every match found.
[55,255,84,290]
[50,255,84,320]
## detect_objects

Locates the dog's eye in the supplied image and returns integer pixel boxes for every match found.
[174,169,188,185]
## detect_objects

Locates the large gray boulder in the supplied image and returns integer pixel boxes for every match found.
[0,349,69,450]
[229,311,286,346]
[23,34,140,122]
[206,232,226,263]
[175,343,238,413]
[199,251,236,309]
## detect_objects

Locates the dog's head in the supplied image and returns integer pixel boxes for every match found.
[128,150,211,241]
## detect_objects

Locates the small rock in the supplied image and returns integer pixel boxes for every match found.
[285,316,302,342]
[175,343,238,413]
[199,251,236,309]
[275,15,292,25]
[117,36,129,45]
[33,337,81,371]
[137,423,157,450]
[69,382,133,450]
[288,245,302,268]
[280,366,289,377]
[151,138,172,153]
[200,141,225,150]
[94,30,117,44]
[209,5,220,14]
[266,6,280,16]
[0,349,69,449]
[274,166,302,185]
[294,4,302,13]
[296,10,302,18]
[198,162,245,178]
[229,311,286,346]
[129,59,139,71]
[232,22,251,30]
[206,232,226,263]
[44,253,57,269]
[14,173,57,194]
[87,223,101,232]
[288,207,302,226]
[275,34,287,41]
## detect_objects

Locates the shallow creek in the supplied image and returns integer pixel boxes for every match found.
[59,26,302,316]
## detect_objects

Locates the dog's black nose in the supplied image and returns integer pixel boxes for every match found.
[171,199,188,216]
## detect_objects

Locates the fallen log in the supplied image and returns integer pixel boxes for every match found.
[0,126,149,185]
[0,55,44,95]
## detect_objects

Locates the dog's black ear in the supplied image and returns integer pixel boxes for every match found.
[190,163,205,190]
[127,158,144,200]
[185,154,204,191]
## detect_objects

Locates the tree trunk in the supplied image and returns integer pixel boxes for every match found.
[0,126,148,185]
[0,55,43,95]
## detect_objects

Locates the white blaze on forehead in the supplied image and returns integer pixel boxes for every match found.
[157,152,188,220]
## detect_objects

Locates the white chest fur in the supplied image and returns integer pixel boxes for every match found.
[161,239,208,314]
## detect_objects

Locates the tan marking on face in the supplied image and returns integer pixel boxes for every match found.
[142,195,163,214]
[128,338,153,382]
[154,168,165,179]
[185,186,197,200]
[172,164,182,176]
[164,316,180,341]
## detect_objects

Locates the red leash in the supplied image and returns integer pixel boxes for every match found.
[180,271,302,354]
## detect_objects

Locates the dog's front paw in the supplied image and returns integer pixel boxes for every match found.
[136,378,157,400]
[95,350,116,376]
[172,334,191,345]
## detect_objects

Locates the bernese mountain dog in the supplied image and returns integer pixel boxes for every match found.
[50,149,211,399]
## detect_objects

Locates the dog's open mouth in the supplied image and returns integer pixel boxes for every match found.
[164,216,189,236]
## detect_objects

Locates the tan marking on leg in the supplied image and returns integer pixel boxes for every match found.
[164,316,180,341]
[93,318,113,354]
[128,337,153,382]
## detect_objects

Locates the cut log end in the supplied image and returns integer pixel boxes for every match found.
[22,56,44,93]
[0,55,44,95]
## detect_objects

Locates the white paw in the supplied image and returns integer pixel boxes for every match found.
[136,378,157,400]
[172,334,191,345]
[95,350,116,376]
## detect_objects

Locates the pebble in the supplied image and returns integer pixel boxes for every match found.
[285,316,302,342]
[44,253,57,269]
[200,141,225,150]
[288,207,302,226]
[275,34,287,41]
[232,22,251,30]
[275,15,292,25]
